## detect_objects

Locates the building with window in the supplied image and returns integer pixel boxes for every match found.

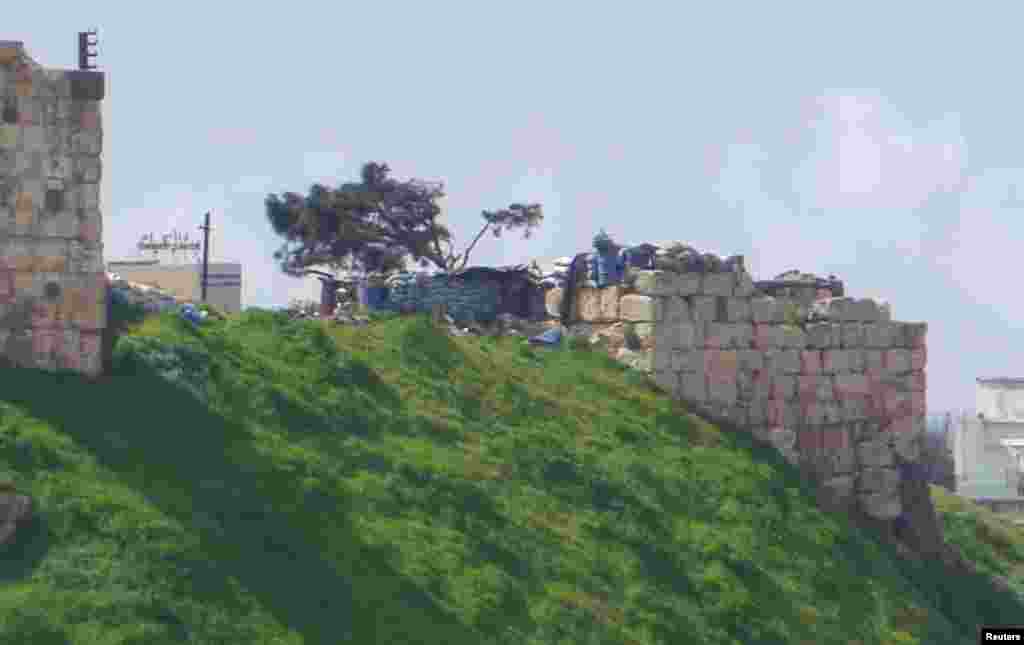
[953,378,1024,499]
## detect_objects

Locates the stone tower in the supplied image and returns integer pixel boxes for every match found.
[0,40,106,377]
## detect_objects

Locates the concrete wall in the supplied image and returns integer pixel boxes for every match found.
[0,41,106,377]
[547,262,928,520]
[107,260,242,314]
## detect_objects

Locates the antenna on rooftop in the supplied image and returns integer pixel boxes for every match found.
[77,29,98,70]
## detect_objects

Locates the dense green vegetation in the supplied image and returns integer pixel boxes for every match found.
[0,307,1020,643]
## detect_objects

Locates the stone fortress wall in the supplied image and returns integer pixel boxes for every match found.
[545,255,927,521]
[0,40,107,376]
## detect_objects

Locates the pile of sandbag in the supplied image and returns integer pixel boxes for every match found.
[532,257,573,289]
[651,241,744,274]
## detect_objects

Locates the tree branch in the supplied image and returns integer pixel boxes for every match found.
[455,221,493,272]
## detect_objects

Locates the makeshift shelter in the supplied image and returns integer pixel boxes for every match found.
[450,265,546,320]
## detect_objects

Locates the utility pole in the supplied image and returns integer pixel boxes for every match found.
[198,212,212,302]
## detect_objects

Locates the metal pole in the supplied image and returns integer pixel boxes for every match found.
[198,212,211,302]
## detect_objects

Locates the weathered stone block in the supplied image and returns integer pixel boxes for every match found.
[632,271,677,296]
[887,426,921,461]
[780,325,807,348]
[908,371,926,392]
[767,401,799,428]
[79,107,100,131]
[704,349,738,382]
[72,130,101,156]
[75,156,102,183]
[734,271,755,297]
[860,492,902,519]
[746,398,768,426]
[863,349,884,371]
[815,443,856,479]
[0,124,16,149]
[14,271,33,293]
[68,70,105,101]
[800,350,822,374]
[0,43,20,65]
[663,296,689,325]
[677,273,701,296]
[705,322,753,349]
[839,398,869,422]
[802,402,842,425]
[876,301,892,321]
[619,294,660,322]
[707,378,738,405]
[841,323,866,348]
[833,373,871,399]
[849,299,880,322]
[651,344,674,371]
[752,324,785,349]
[821,426,850,451]
[857,437,894,467]
[885,391,916,419]
[822,349,863,374]
[811,297,860,321]
[650,324,676,353]
[770,374,797,400]
[819,476,856,510]
[672,349,705,373]
[679,371,706,402]
[911,348,926,371]
[863,322,899,348]
[883,349,912,374]
[576,286,621,322]
[799,427,822,453]
[765,349,801,374]
[859,466,901,495]
[675,322,703,349]
[651,369,679,395]
[689,295,716,322]
[911,391,926,417]
[798,375,833,402]
[768,427,800,464]
[701,272,735,296]
[751,297,783,323]
[805,322,841,348]
[724,297,752,322]
[736,369,755,400]
[736,349,764,371]
[902,322,927,348]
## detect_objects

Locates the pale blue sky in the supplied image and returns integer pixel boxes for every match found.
[8,3,1024,411]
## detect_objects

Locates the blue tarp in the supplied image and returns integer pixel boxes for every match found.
[528,326,562,346]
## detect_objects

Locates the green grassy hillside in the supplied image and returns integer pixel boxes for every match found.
[0,307,1020,644]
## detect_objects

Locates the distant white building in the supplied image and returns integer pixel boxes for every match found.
[107,257,243,314]
[954,378,1024,499]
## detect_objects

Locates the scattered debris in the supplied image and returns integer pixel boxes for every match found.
[0,484,33,549]
[107,272,185,313]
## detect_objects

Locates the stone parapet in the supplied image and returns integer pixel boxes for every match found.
[555,266,926,521]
